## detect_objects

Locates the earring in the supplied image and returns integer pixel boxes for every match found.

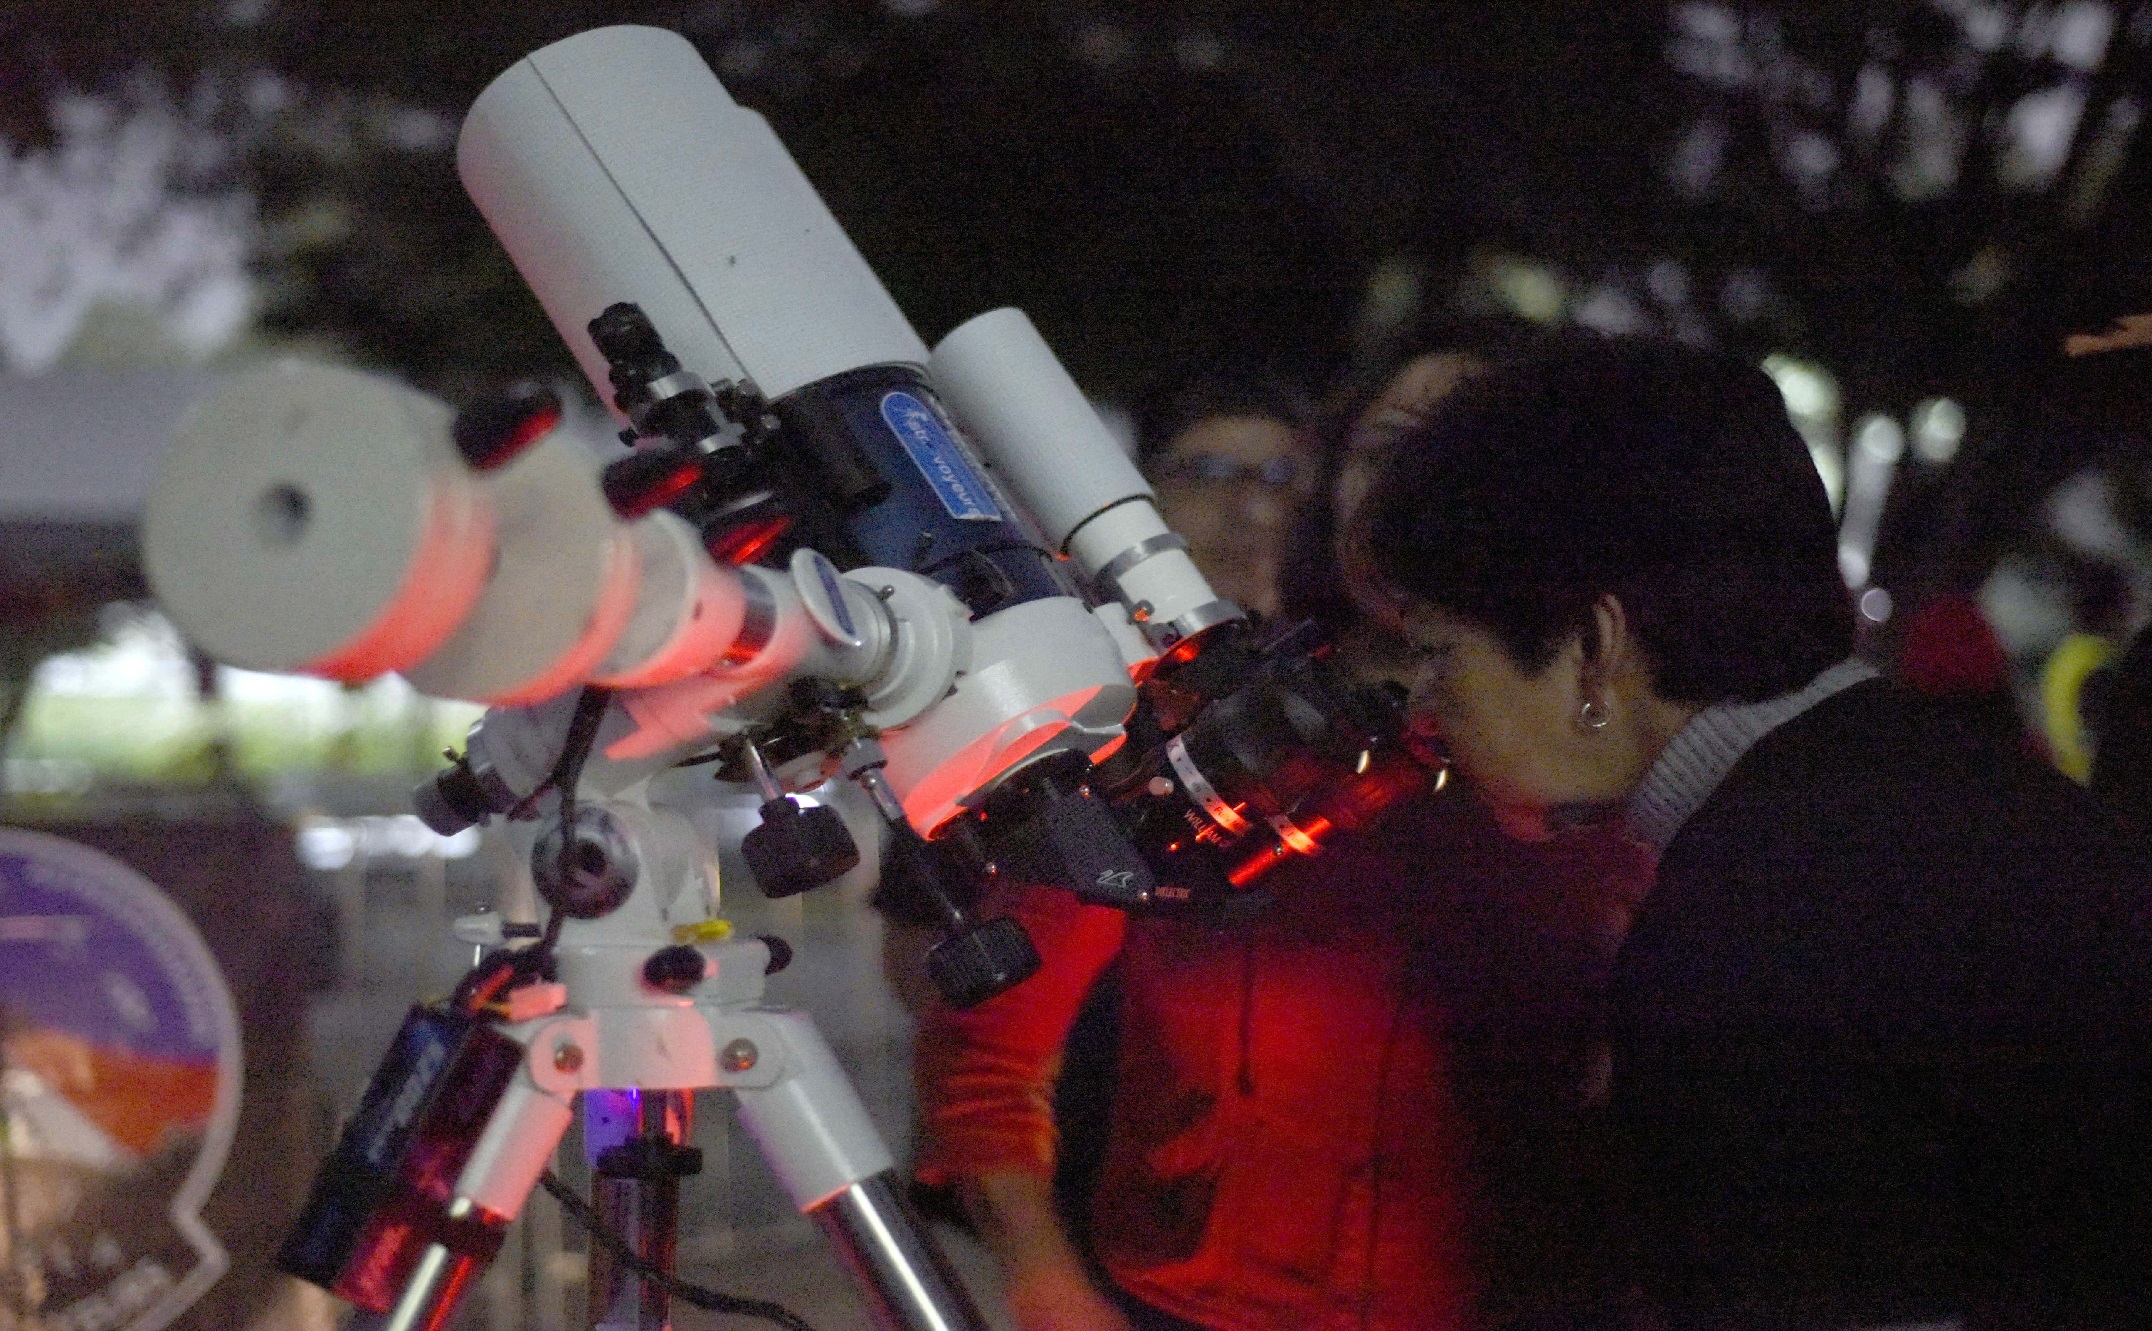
[1578,698,1610,731]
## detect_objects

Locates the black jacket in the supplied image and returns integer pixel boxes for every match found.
[1600,680,2152,1328]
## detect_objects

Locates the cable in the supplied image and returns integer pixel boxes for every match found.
[546,685,615,898]
[480,685,615,998]
[538,1171,819,1331]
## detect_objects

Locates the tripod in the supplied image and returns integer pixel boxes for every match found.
[340,791,985,1331]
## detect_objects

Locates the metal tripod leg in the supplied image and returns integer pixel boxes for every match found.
[726,1008,986,1331]
[808,1173,985,1331]
[585,1089,697,1331]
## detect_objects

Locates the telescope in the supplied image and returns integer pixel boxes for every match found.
[142,25,1433,1331]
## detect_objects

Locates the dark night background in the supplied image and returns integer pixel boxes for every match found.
[2,0,2150,665]
[0,8,2148,1328]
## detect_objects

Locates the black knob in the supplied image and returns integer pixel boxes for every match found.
[642,944,708,994]
[743,797,860,899]
[601,445,704,520]
[414,755,493,835]
[927,917,1041,1009]
[451,381,562,471]
[758,934,794,975]
[589,302,676,373]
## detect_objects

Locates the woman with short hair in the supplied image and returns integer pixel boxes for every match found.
[1351,334,2152,1328]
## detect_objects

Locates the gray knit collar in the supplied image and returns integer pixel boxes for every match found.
[1623,659,1880,854]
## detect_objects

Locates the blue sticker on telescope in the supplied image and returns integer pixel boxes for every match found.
[814,554,857,640]
[879,391,1002,522]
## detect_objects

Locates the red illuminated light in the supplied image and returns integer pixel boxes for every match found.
[709,513,793,566]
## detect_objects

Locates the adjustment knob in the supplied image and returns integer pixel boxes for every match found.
[742,797,860,899]
[927,917,1041,1009]
[601,444,703,520]
[451,381,562,471]
[413,754,494,835]
[589,302,676,373]
[641,944,708,995]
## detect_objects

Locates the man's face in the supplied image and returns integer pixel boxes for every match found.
[1148,414,1317,618]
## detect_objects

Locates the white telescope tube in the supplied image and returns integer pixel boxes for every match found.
[457,25,928,411]
[456,26,1140,833]
[932,308,1242,649]
[143,361,497,681]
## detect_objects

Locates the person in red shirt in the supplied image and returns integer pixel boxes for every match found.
[909,358,1650,1330]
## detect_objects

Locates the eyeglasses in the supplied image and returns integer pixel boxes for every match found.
[1149,453,1303,488]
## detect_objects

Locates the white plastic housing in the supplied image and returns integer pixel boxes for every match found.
[592,512,752,690]
[457,25,929,411]
[732,1009,898,1207]
[402,430,643,706]
[878,595,1136,833]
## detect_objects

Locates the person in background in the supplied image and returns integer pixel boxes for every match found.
[1350,332,2152,1327]
[909,358,1650,1330]
[1889,589,2032,757]
[1128,370,1321,621]
[1280,347,1492,679]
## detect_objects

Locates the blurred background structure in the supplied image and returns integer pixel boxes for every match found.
[1,1,2149,1326]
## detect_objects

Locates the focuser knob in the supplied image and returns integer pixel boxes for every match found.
[451,381,563,471]
[927,917,1040,1010]
[742,796,861,899]
[589,302,679,384]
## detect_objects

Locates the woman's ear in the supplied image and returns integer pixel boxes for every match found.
[1578,594,1634,692]
[1590,594,1629,656]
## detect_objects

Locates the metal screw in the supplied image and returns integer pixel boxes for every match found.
[720,1038,759,1073]
[553,1042,584,1074]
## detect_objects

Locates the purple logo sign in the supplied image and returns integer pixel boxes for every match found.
[0,829,242,1331]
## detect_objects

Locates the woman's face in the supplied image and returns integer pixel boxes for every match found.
[1402,609,1599,840]
[1148,414,1317,619]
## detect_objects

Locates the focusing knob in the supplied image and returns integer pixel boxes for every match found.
[927,918,1041,1009]
[743,797,860,899]
[451,381,562,471]
[589,302,677,378]
[601,444,704,520]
